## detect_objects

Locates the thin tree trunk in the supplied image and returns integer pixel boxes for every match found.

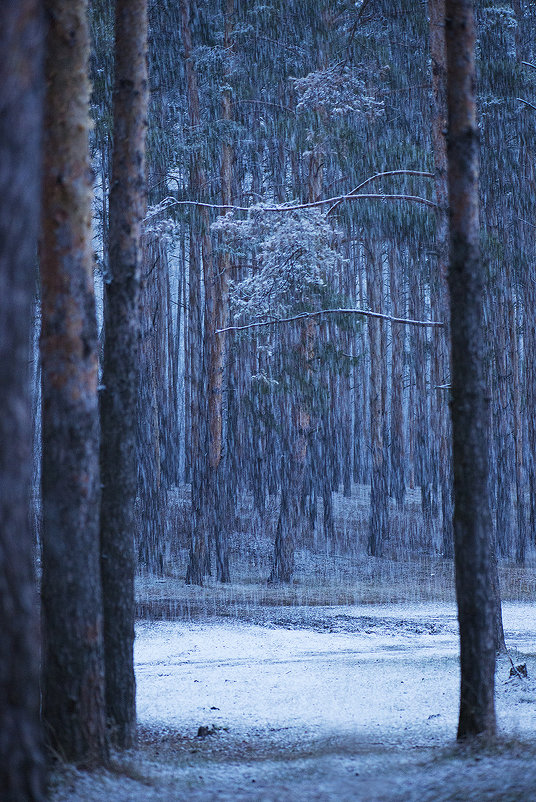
[181,0,212,584]
[366,242,389,556]
[40,0,108,764]
[445,0,496,740]
[428,0,454,557]
[208,0,234,582]
[99,0,148,747]
[389,244,406,509]
[0,3,46,797]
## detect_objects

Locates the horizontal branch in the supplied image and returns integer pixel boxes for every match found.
[165,191,437,215]
[326,169,435,215]
[216,308,444,335]
[145,171,436,224]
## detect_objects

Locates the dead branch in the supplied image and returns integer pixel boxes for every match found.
[216,307,444,335]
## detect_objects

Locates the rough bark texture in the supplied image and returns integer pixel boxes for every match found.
[99,0,148,747]
[0,3,46,798]
[445,0,496,739]
[40,0,108,764]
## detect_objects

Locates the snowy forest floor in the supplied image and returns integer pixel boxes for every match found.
[49,486,536,800]
[49,602,536,801]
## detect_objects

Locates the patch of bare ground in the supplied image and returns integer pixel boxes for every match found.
[49,728,536,801]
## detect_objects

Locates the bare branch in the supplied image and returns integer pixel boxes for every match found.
[216,307,444,335]
[327,169,435,215]
[521,61,536,71]
[516,97,536,112]
[162,191,437,217]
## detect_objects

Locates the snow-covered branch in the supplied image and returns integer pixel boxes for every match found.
[326,170,434,215]
[216,308,444,335]
[160,191,437,215]
[145,170,436,223]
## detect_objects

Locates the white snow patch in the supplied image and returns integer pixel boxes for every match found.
[135,602,536,742]
[50,602,536,801]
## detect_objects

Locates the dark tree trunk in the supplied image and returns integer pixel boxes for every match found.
[389,244,406,510]
[445,0,496,740]
[366,242,389,556]
[270,321,314,583]
[181,0,212,584]
[99,0,148,748]
[428,0,454,557]
[0,3,46,798]
[206,0,234,583]
[40,0,108,764]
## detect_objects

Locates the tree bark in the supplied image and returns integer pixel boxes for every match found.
[99,0,148,747]
[206,0,234,583]
[181,0,212,585]
[389,244,406,509]
[0,3,46,797]
[40,0,108,764]
[445,0,496,740]
[366,242,389,557]
[428,0,454,557]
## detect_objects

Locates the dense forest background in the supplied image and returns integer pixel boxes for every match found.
[2,0,536,796]
[81,0,536,582]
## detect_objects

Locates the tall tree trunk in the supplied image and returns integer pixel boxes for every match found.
[181,0,212,584]
[270,144,322,581]
[99,0,148,748]
[445,0,496,740]
[40,0,108,764]
[207,0,234,582]
[0,3,46,797]
[389,244,406,509]
[366,242,389,556]
[270,322,314,583]
[428,0,454,557]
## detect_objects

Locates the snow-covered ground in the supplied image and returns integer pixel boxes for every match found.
[50,602,536,801]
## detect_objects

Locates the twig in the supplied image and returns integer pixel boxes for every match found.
[505,651,526,679]
[216,307,444,335]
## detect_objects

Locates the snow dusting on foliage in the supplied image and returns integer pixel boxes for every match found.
[213,205,344,320]
[291,64,384,119]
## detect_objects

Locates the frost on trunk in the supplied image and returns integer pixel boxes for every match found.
[0,3,46,798]
[99,0,148,747]
[445,0,496,740]
[40,0,108,764]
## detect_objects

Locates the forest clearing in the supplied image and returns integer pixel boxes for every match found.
[50,490,536,801]
[50,596,536,800]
